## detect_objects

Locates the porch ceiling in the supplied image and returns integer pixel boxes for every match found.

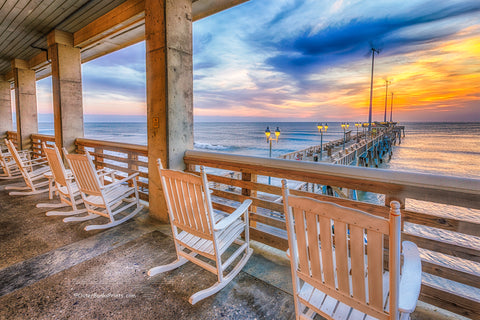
[0,0,247,78]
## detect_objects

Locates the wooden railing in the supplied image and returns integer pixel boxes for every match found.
[183,150,480,318]
[31,134,56,158]
[75,138,149,201]
[6,131,18,147]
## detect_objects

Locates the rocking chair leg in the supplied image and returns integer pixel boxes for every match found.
[5,185,30,190]
[84,205,143,231]
[148,257,189,277]
[47,208,87,216]
[189,248,253,305]
[63,213,99,222]
[36,202,70,208]
[9,188,50,196]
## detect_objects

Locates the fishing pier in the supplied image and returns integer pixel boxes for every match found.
[280,123,405,167]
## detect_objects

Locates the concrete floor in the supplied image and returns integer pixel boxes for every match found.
[0,178,463,320]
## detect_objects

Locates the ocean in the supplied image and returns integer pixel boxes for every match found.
[38,121,480,179]
[38,121,480,298]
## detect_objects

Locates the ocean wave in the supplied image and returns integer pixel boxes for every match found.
[194,142,230,151]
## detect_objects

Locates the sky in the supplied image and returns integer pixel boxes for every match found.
[34,0,480,122]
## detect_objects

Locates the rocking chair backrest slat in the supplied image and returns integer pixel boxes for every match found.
[158,163,213,238]
[43,143,67,186]
[283,186,399,320]
[65,152,102,195]
[6,139,33,189]
[0,146,10,175]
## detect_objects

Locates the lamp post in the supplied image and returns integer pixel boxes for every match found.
[265,126,280,184]
[341,122,349,150]
[368,48,380,133]
[355,122,361,142]
[384,80,391,122]
[317,123,328,161]
[390,92,394,122]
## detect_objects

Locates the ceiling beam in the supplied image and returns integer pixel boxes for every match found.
[192,0,249,21]
[74,0,146,49]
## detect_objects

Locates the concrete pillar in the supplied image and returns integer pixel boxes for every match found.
[0,77,12,140]
[12,59,37,150]
[145,0,194,222]
[48,30,84,153]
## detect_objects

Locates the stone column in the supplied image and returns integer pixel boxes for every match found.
[145,0,194,222]
[12,59,37,150]
[48,30,84,153]
[0,76,12,141]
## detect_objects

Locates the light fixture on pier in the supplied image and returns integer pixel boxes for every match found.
[265,126,280,184]
[341,123,350,150]
[317,123,328,161]
[355,122,362,142]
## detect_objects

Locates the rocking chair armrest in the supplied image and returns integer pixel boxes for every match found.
[24,158,48,166]
[398,241,422,314]
[102,172,139,190]
[214,199,252,231]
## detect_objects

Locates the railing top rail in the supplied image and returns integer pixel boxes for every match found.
[76,138,147,154]
[184,150,480,206]
[31,133,55,140]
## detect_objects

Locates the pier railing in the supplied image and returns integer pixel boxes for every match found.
[6,131,18,147]
[31,134,56,158]
[75,138,149,201]
[184,149,480,318]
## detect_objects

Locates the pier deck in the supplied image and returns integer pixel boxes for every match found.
[280,124,402,167]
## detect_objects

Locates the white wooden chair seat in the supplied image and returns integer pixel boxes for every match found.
[176,212,245,258]
[34,143,86,217]
[4,139,52,196]
[65,149,143,231]
[282,180,421,320]
[148,161,253,305]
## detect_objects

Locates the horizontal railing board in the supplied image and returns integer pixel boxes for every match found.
[404,210,480,237]
[250,227,288,251]
[422,260,480,290]
[31,134,56,141]
[76,138,147,155]
[403,233,480,263]
[184,150,480,209]
[250,213,287,230]
[420,284,480,319]
[212,201,236,214]
[87,151,148,168]
[91,161,148,179]
[211,188,284,213]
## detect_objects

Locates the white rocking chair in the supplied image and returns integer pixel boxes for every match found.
[4,139,51,196]
[282,180,422,320]
[36,143,87,217]
[0,145,23,180]
[148,161,253,305]
[64,149,143,231]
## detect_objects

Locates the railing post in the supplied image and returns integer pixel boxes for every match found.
[128,152,138,187]
[242,172,257,227]
[94,147,104,170]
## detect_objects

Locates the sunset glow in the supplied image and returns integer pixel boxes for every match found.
[35,0,480,122]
